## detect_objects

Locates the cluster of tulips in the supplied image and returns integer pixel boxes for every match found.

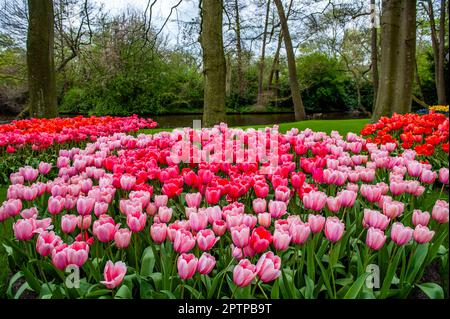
[360,113,449,165]
[0,115,157,185]
[0,121,448,299]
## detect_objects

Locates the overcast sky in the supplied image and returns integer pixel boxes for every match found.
[94,0,199,46]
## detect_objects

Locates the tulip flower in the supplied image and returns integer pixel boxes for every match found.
[390,222,413,246]
[101,261,127,289]
[114,228,132,249]
[196,229,219,251]
[413,225,435,244]
[197,253,216,275]
[173,229,196,253]
[233,259,257,287]
[256,252,281,283]
[177,253,198,280]
[324,217,345,243]
[412,210,430,227]
[366,227,386,250]
[249,226,272,253]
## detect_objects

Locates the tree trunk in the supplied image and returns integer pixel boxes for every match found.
[27,0,58,118]
[371,0,379,110]
[226,52,232,96]
[200,0,226,127]
[234,0,244,98]
[273,0,306,121]
[372,0,416,122]
[437,0,447,104]
[256,0,271,107]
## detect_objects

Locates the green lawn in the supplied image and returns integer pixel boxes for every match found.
[139,118,371,136]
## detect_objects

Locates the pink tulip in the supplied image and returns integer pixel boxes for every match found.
[177,253,198,280]
[173,229,196,253]
[360,184,382,203]
[36,231,62,257]
[196,229,219,251]
[303,191,327,211]
[197,253,216,275]
[126,210,147,233]
[412,210,430,227]
[326,197,341,213]
[19,166,39,182]
[158,206,173,223]
[290,222,311,245]
[382,201,404,219]
[231,225,250,248]
[324,217,345,243]
[150,223,167,244]
[407,161,423,177]
[185,192,202,208]
[2,199,22,217]
[389,181,407,196]
[308,214,326,233]
[76,196,95,216]
[205,187,221,204]
[146,202,158,216]
[257,212,271,228]
[212,220,227,236]
[61,214,78,234]
[256,252,281,283]
[268,200,287,218]
[420,170,437,184]
[273,230,291,251]
[13,218,35,241]
[66,241,89,267]
[432,200,449,224]
[48,196,65,215]
[154,195,168,208]
[52,244,69,270]
[189,211,208,232]
[38,162,52,175]
[93,216,118,243]
[101,260,127,289]
[413,225,435,244]
[205,206,222,224]
[114,228,132,248]
[366,227,386,250]
[77,215,92,230]
[363,209,390,230]
[275,186,290,202]
[439,168,449,184]
[120,174,136,191]
[94,202,109,217]
[252,198,267,214]
[233,259,257,287]
[390,222,413,246]
[21,207,38,219]
[337,190,357,207]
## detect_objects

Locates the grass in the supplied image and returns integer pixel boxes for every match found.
[138,118,371,136]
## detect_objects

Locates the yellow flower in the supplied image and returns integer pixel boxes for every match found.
[429,105,449,112]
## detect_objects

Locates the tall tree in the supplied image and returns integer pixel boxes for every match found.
[27,0,57,118]
[256,0,271,108]
[372,0,416,122]
[371,0,379,109]
[233,0,245,98]
[273,0,306,121]
[200,0,226,127]
[422,0,447,105]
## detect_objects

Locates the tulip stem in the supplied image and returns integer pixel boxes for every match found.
[258,281,268,299]
[216,257,234,299]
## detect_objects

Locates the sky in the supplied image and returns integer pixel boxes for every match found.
[94,0,199,46]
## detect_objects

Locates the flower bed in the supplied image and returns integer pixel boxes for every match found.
[0,120,448,299]
[0,115,157,184]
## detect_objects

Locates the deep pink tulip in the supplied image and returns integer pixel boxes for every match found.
[13,218,35,241]
[101,261,127,289]
[66,241,89,267]
[2,199,22,217]
[205,187,221,205]
[413,225,435,244]
[93,216,118,243]
[52,244,69,270]
[233,259,257,287]
[197,253,216,275]
[390,222,413,246]
[177,253,198,280]
[366,227,386,250]
[256,252,281,283]
[439,168,449,184]
[254,182,269,198]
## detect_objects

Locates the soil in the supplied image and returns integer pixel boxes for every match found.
[408,261,448,299]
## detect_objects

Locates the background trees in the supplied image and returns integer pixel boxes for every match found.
[0,0,448,119]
